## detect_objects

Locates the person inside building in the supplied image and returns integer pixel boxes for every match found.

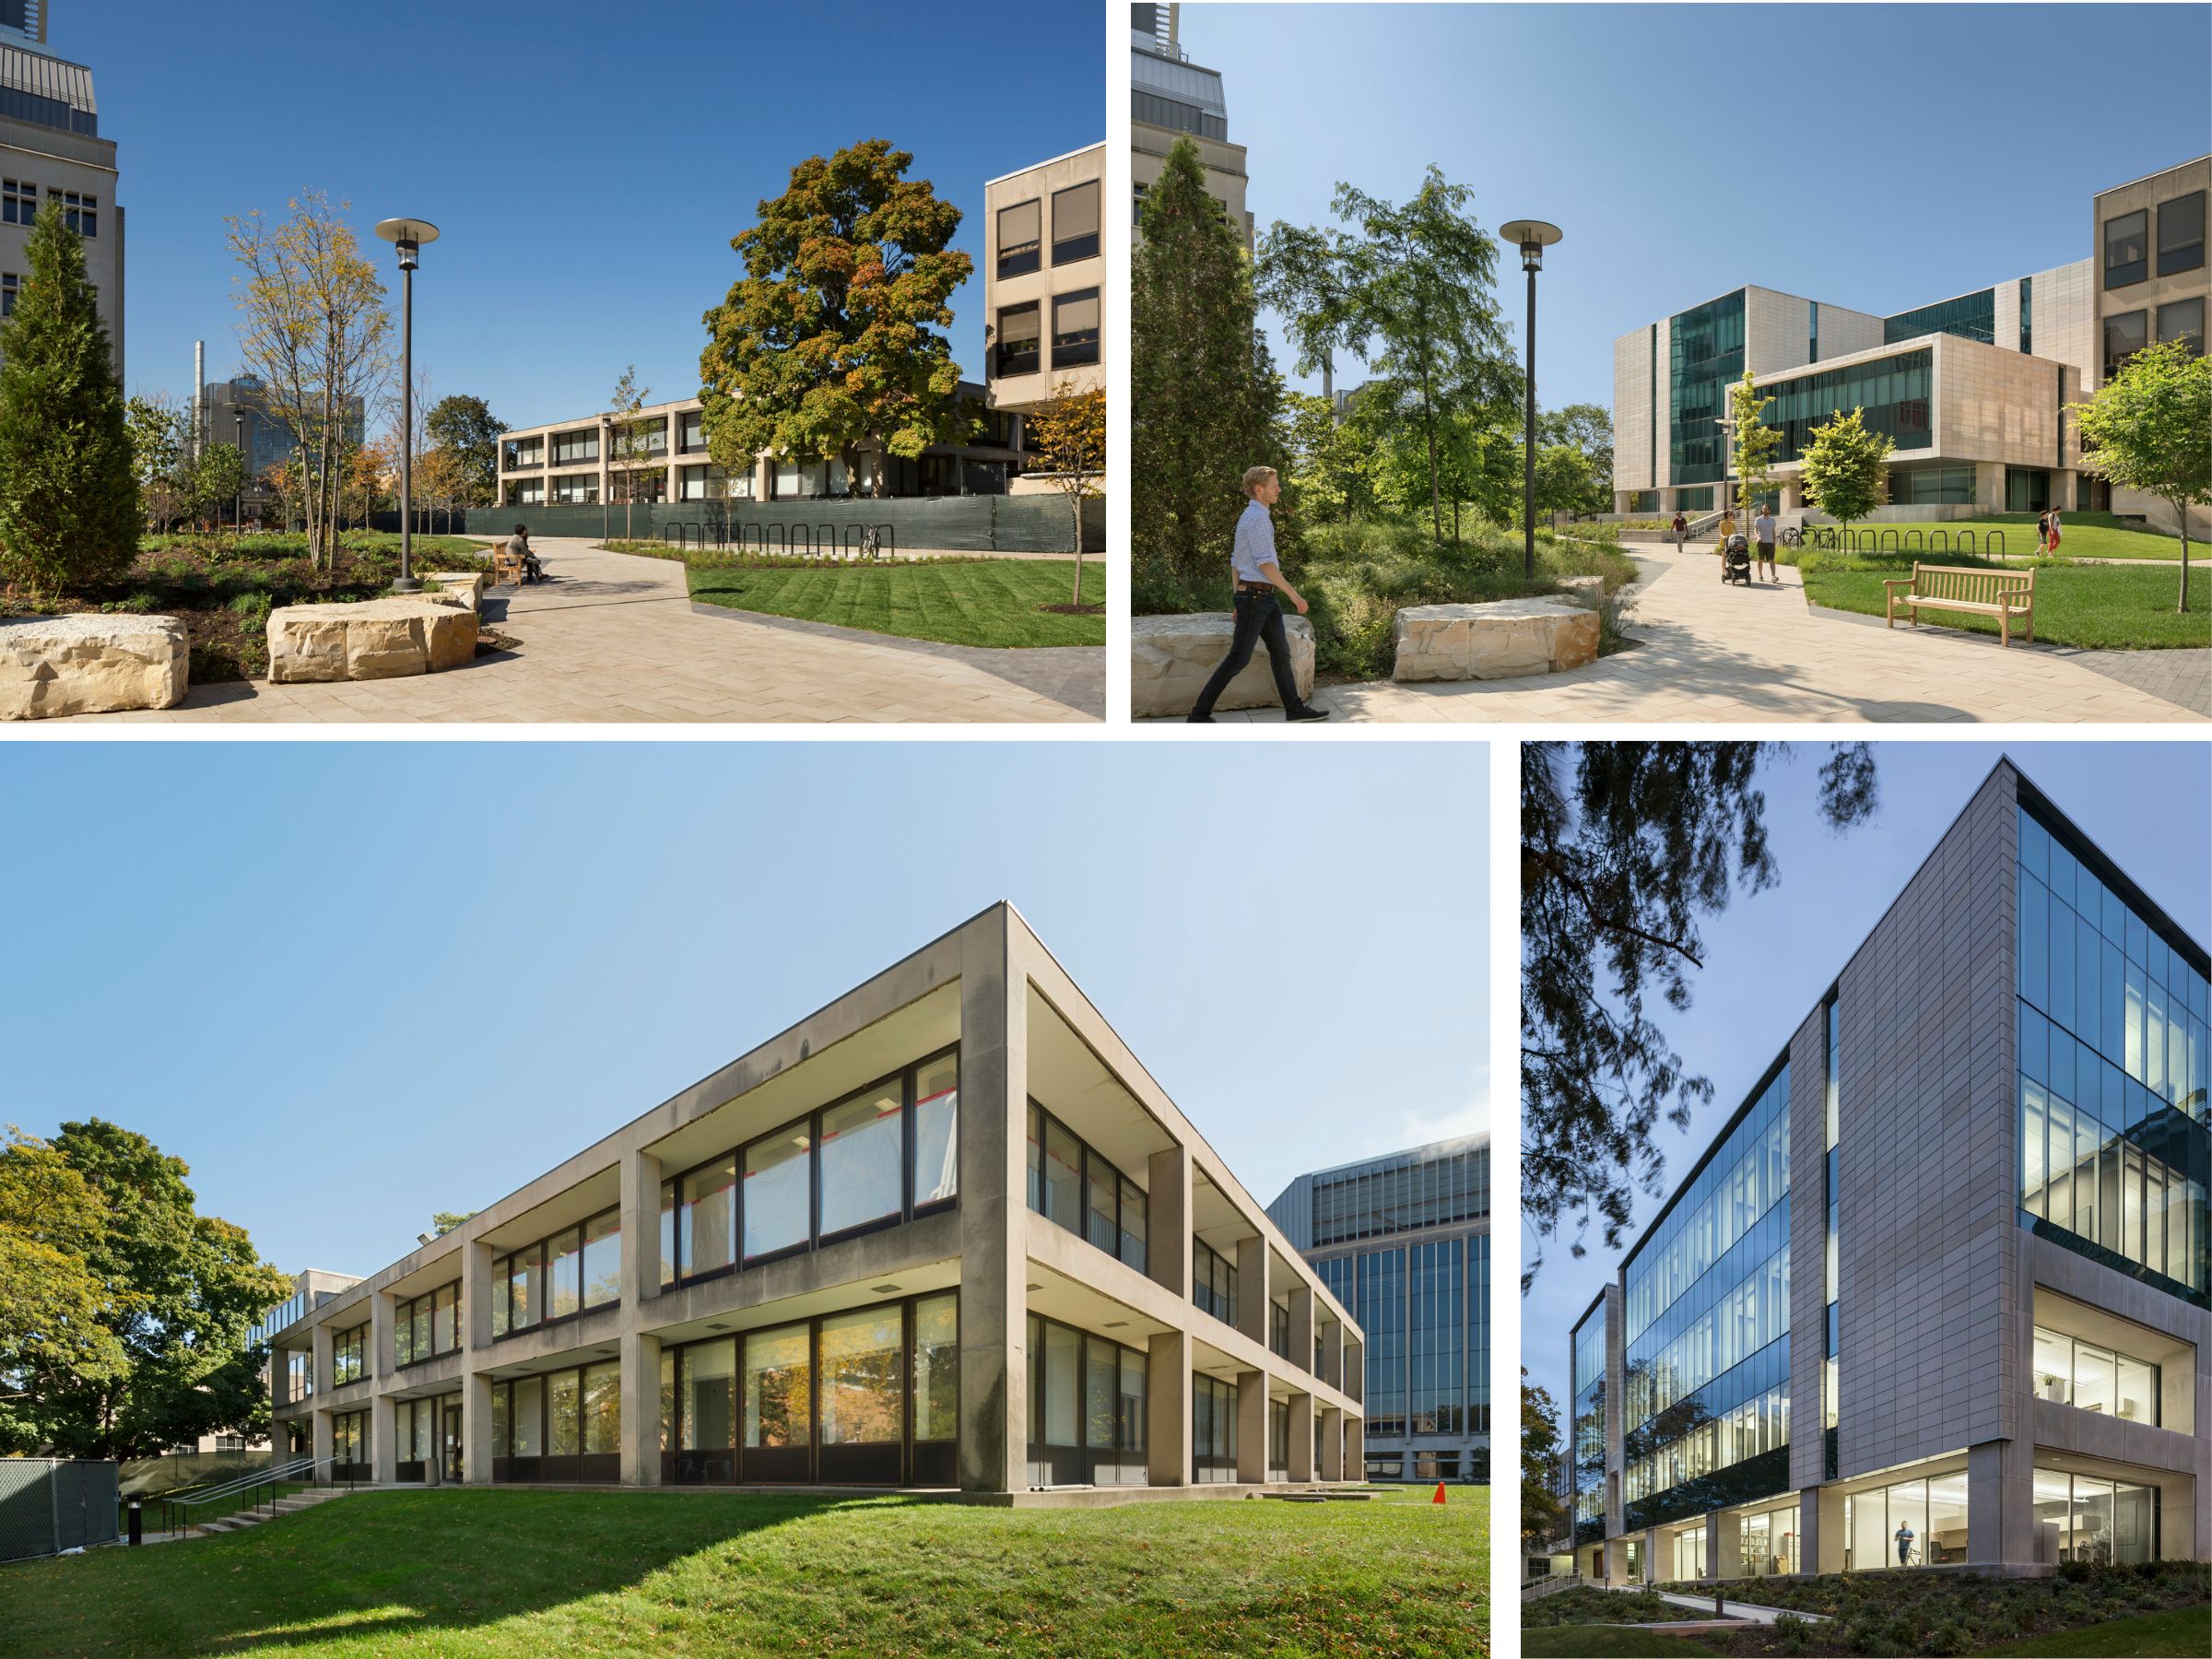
[1894,1518,1915,1567]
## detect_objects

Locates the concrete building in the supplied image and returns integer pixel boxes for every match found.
[1559,758,2208,1583]
[0,5,121,380]
[1130,4,1253,252]
[982,142,1103,492]
[264,906,1367,1500]
[196,374,365,524]
[1268,1133,1490,1483]
[495,383,1022,510]
[1612,158,2208,534]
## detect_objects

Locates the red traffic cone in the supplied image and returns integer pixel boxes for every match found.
[1432,1481,1447,1505]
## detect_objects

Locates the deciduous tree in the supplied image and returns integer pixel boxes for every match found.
[1521,742,1878,1287]
[185,440,248,529]
[700,139,972,500]
[1024,379,1105,600]
[1797,406,1892,543]
[2071,337,2209,612]
[0,199,139,599]
[607,365,657,542]
[0,1130,127,1453]
[1727,369,1783,517]
[424,393,506,509]
[1522,1373,1565,1551]
[126,393,187,533]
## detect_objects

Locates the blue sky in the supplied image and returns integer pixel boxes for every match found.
[1177,3,2212,413]
[0,741,1488,1284]
[1522,741,2212,1415]
[72,0,1101,429]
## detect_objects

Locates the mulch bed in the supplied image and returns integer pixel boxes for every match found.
[1038,603,1106,616]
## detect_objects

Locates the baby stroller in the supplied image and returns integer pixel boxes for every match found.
[1721,533,1752,585]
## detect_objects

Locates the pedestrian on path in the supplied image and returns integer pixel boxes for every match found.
[1752,506,1778,583]
[2036,509,2052,554]
[1718,507,1737,551]
[2046,506,2063,555]
[1186,466,1331,724]
[1672,510,1688,551]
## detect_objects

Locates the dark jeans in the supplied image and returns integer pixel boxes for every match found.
[1189,590,1302,718]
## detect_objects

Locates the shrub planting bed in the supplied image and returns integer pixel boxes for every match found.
[1525,1586,1708,1627]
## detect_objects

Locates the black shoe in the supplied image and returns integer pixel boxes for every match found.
[1286,704,1332,722]
[1185,713,1217,724]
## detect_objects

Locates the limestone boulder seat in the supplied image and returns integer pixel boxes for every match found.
[427,571,489,612]
[265,594,478,683]
[0,612,189,719]
[1390,596,1599,683]
[1131,610,1315,718]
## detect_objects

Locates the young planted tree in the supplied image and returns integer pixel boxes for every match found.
[1132,135,1284,609]
[1727,369,1783,520]
[700,139,972,500]
[125,393,187,533]
[1796,405,1893,547]
[0,198,139,600]
[607,365,657,542]
[260,458,301,531]
[185,440,247,530]
[414,445,464,535]
[2070,337,2210,612]
[226,193,392,571]
[1521,741,1878,1287]
[1025,379,1106,601]
[424,393,507,510]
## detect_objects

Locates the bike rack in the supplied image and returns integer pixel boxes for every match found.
[1879,529,1900,554]
[1988,530,2006,558]
[1959,530,1978,555]
[1903,529,1922,552]
[818,524,840,559]
[1930,529,1949,553]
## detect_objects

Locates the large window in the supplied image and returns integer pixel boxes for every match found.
[1052,181,1100,265]
[332,1322,368,1387]
[1668,288,1746,485]
[677,410,707,453]
[551,472,597,504]
[1844,1473,1971,1570]
[2031,1324,2160,1423]
[2158,191,2206,277]
[551,429,598,465]
[1570,1303,1606,1544]
[492,1207,620,1338]
[1758,350,1931,463]
[492,1359,620,1483]
[1026,1100,1147,1272]
[995,302,1041,378]
[2103,310,2148,382]
[57,189,93,237]
[1052,288,1100,369]
[1892,464,1976,506]
[331,1409,371,1480]
[2016,800,2209,1306]
[1,178,34,224]
[996,198,1041,278]
[1409,1237,1464,1436]
[2030,1468,2160,1566]
[2158,298,2205,357]
[1027,1311,1146,1486]
[659,1293,957,1487]
[0,272,15,318]
[394,1280,461,1368]
[1884,288,1994,347]
[1193,1373,1238,1482]
[2105,209,2148,288]
[661,1051,959,1288]
[393,1398,437,1481]
[1193,1236,1238,1327]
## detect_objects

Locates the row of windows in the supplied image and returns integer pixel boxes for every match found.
[1755,349,1933,464]
[1667,289,1746,485]
[1323,1238,1489,1443]
[2031,1324,2160,1424]
[1624,1063,1792,1347]
[995,180,1100,279]
[1884,288,1994,347]
[1192,1372,1239,1480]
[1308,1145,1488,1245]
[994,288,1100,378]
[2103,300,2206,382]
[331,1409,370,1478]
[492,1208,620,1338]
[2104,190,2205,288]
[1025,1099,1148,1274]
[1623,1380,1789,1512]
[394,1281,461,1367]
[2019,1076,2204,1295]
[1028,1311,1147,1487]
[659,1050,959,1289]
[332,1322,367,1386]
[1891,463,1978,506]
[0,178,96,235]
[392,1396,444,1477]
[1410,1238,1467,1437]
[1626,1242,1790,1433]
[493,1360,622,1479]
[1193,1236,1239,1327]
[1843,1472,1968,1570]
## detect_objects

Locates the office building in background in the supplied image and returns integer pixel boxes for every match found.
[1130,3,1252,251]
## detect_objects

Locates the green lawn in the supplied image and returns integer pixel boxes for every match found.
[1799,513,2192,561]
[1983,1603,2212,1655]
[1791,553,2211,650]
[1521,1627,1715,1657]
[682,558,1105,649]
[0,1486,1484,1658]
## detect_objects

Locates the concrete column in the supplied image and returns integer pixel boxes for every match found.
[1234,1371,1266,1484]
[1288,1287,1314,1380]
[596,421,609,510]
[1345,1413,1365,1480]
[1604,1535,1629,1585]
[1710,1510,1737,1580]
[620,1330,663,1487]
[311,1406,333,1472]
[310,1321,334,1419]
[1319,1406,1343,1481]
[461,1239,495,1485]
[1814,1485,1847,1573]
[1644,1527,1660,1583]
[370,1290,396,1483]
[1343,1335,1366,1406]
[1146,1329,1191,1487]
[1234,1235,1268,1349]
[956,914,1026,1495]
[1320,1316,1342,1393]
[1968,1436,2034,1568]
[622,1146,664,1307]
[370,1391,397,1484]
[1147,1144,1191,1302]
[1287,1391,1314,1483]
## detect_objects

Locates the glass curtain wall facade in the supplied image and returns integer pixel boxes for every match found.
[1757,350,1933,464]
[1571,1305,1606,1546]
[2015,802,2209,1307]
[1668,290,1745,485]
[1885,289,1996,346]
[1026,1311,1147,1487]
[492,1360,621,1483]
[1622,1064,1792,1532]
[2030,1469,2160,1566]
[1844,1473,1971,1570]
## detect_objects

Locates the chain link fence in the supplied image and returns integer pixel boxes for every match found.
[465,495,1103,555]
[0,1459,121,1563]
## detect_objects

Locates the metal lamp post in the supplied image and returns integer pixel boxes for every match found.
[232,410,245,531]
[1713,416,1738,524]
[1500,219,1562,579]
[374,218,440,591]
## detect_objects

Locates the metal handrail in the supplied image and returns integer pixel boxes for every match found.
[159,1453,336,1537]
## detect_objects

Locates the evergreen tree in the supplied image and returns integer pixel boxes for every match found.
[0,199,138,600]
[1132,136,1284,610]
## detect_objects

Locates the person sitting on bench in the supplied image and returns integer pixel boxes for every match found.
[511,524,545,583]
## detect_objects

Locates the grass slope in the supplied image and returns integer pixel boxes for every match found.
[683,558,1106,649]
[1790,554,2211,650]
[1802,513,2191,561]
[0,1486,1484,1659]
[1983,1603,2212,1655]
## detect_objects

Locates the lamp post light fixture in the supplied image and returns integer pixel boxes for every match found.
[232,410,245,532]
[373,217,440,591]
[1713,415,1739,524]
[1500,219,1562,579]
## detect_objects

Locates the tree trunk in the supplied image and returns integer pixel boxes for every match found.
[2178,509,2192,614]
[1071,488,1084,604]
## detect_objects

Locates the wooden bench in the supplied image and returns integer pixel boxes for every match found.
[1883,562,2037,647]
[488,539,526,588]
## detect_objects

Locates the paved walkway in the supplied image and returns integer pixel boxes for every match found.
[1166,545,2206,724]
[64,538,1098,724]
[1599,1584,1827,1625]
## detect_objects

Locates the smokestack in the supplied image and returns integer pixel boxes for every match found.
[193,341,205,459]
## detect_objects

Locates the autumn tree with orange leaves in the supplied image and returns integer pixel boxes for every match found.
[699,139,973,499]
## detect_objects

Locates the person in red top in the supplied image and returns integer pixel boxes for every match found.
[1671,511,1688,551]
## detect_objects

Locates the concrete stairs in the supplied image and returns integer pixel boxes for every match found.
[194,1487,353,1535]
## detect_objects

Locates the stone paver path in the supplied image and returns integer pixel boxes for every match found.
[60,538,1097,724]
[1160,544,2206,724]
